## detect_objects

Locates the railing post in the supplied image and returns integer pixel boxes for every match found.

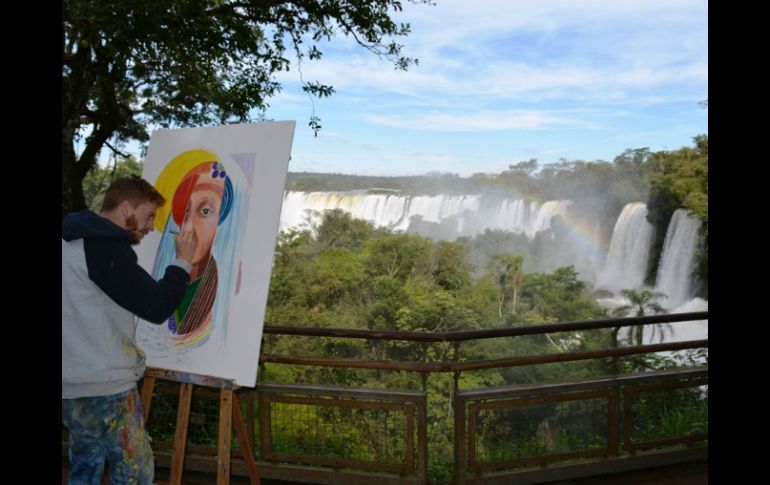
[623,386,634,455]
[454,392,466,485]
[608,388,620,456]
[246,389,256,454]
[258,391,272,462]
[450,339,463,484]
[418,393,428,484]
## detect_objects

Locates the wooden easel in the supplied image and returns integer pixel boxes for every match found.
[140,367,261,485]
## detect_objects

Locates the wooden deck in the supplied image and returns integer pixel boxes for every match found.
[63,460,707,485]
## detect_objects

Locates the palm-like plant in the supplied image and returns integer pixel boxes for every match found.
[612,289,669,346]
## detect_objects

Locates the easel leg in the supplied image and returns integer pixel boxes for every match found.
[233,394,262,484]
[140,376,156,423]
[218,389,233,485]
[170,383,193,485]
[141,370,262,484]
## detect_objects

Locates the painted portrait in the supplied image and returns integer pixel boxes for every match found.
[135,122,295,387]
[150,150,244,350]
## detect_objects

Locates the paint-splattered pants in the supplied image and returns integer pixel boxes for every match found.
[62,387,154,485]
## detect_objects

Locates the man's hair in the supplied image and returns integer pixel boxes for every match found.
[101,176,166,212]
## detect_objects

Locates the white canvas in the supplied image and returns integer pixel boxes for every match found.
[135,121,295,387]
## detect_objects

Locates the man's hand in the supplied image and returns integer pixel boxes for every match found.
[174,229,198,264]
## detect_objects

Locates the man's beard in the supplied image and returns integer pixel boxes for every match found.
[125,214,147,245]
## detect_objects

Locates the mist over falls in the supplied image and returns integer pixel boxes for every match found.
[278,190,705,313]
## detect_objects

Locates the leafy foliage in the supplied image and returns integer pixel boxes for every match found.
[63,0,431,217]
[81,155,144,211]
[262,212,626,481]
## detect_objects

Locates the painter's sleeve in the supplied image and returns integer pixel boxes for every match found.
[84,238,191,324]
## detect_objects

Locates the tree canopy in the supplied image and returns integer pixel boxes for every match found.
[62,0,431,218]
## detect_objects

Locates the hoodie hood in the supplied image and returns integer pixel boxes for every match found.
[62,210,132,243]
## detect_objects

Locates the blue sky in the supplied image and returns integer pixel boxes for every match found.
[263,0,708,176]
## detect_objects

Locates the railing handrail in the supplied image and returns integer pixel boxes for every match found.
[457,367,708,399]
[256,382,427,401]
[261,339,708,372]
[264,312,707,342]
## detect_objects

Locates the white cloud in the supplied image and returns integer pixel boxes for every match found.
[274,0,706,103]
[277,19,706,108]
[267,0,706,174]
[366,110,576,132]
[281,55,706,108]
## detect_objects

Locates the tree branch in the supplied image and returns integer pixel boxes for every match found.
[104,141,131,159]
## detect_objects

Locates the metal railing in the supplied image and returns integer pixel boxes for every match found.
[64,312,708,484]
[256,311,707,484]
[258,384,427,483]
[455,368,707,484]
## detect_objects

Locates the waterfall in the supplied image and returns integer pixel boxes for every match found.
[280,190,706,350]
[654,209,703,309]
[279,191,575,239]
[396,194,481,231]
[279,192,407,230]
[528,200,573,237]
[279,192,705,306]
[595,203,655,294]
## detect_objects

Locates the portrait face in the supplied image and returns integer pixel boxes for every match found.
[172,163,226,266]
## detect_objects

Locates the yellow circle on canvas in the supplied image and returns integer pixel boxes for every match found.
[153,149,219,231]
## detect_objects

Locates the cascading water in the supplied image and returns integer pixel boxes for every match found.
[279,192,705,309]
[279,190,706,351]
[595,203,655,294]
[654,209,703,309]
[604,208,706,349]
[279,191,573,238]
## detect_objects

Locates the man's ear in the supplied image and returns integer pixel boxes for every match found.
[119,200,133,217]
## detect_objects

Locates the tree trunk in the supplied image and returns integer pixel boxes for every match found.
[610,326,621,374]
[62,150,88,220]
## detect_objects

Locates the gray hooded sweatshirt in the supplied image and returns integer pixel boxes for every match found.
[62,210,191,398]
